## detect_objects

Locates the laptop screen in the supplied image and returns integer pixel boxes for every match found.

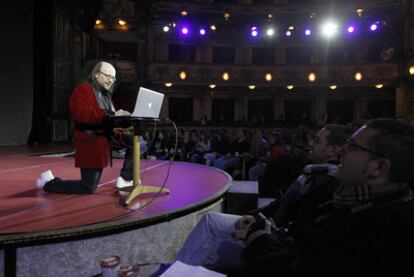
[132,87,164,118]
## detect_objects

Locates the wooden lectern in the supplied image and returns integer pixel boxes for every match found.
[114,117,170,205]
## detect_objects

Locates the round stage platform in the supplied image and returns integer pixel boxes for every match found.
[0,156,232,277]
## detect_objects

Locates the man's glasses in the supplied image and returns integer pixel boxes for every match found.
[99,70,116,82]
[345,138,386,158]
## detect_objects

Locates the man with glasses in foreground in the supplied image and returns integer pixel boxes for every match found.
[36,61,133,194]
[241,118,414,276]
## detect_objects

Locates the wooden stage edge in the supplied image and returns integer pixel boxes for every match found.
[0,156,232,247]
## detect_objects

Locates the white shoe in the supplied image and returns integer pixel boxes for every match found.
[116,177,133,189]
[36,170,54,189]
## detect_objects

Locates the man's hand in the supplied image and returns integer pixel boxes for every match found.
[235,215,256,230]
[115,109,131,116]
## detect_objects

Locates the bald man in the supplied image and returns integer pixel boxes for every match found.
[36,61,133,194]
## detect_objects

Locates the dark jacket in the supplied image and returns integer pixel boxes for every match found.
[242,198,414,277]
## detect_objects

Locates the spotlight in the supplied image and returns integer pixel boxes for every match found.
[181,27,189,35]
[355,72,363,81]
[286,85,294,90]
[288,26,295,30]
[266,28,275,37]
[224,12,231,21]
[375,84,383,89]
[305,29,311,36]
[329,85,337,90]
[209,84,216,89]
[248,85,256,90]
[222,72,230,81]
[265,73,272,81]
[165,82,173,87]
[356,8,364,18]
[199,28,206,35]
[268,14,273,19]
[285,30,292,37]
[181,10,188,17]
[210,25,216,31]
[118,19,127,26]
[409,65,414,75]
[370,23,378,31]
[308,72,316,82]
[94,19,104,30]
[251,30,258,37]
[321,21,338,38]
[163,26,170,32]
[179,71,187,80]
[347,26,355,33]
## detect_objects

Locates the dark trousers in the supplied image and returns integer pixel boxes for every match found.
[44,144,133,194]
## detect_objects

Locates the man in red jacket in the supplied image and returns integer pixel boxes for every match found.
[36,61,133,194]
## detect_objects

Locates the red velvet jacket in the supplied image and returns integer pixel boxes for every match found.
[69,83,111,168]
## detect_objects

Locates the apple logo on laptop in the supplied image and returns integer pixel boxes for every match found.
[148,102,152,108]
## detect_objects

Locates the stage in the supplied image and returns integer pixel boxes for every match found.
[0,154,232,277]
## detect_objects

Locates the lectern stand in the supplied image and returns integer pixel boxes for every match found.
[117,119,170,205]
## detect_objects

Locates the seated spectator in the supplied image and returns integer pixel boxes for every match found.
[174,124,352,274]
[191,132,212,163]
[213,128,250,174]
[242,118,414,276]
[249,130,285,181]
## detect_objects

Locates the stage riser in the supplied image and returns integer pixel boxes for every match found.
[1,201,222,277]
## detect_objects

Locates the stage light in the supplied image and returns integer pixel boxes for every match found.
[347,26,355,33]
[179,71,187,80]
[222,72,230,81]
[165,82,172,87]
[209,84,216,89]
[181,10,188,17]
[375,84,383,89]
[199,28,206,35]
[163,26,170,32]
[308,72,316,82]
[370,23,378,31]
[210,25,216,31]
[250,26,258,37]
[268,14,273,19]
[181,27,189,35]
[172,22,176,28]
[286,85,294,90]
[321,21,338,38]
[118,19,127,26]
[265,73,272,81]
[94,19,104,30]
[288,26,295,30]
[329,85,337,90]
[248,85,256,90]
[355,72,363,81]
[266,28,275,37]
[305,29,311,36]
[285,30,292,37]
[409,65,414,75]
[224,12,230,21]
[356,9,364,18]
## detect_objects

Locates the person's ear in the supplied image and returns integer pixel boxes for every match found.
[326,145,339,159]
[367,158,391,179]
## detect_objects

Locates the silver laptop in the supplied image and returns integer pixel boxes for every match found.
[132,87,164,118]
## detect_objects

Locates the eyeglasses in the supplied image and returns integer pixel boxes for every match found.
[99,70,116,82]
[345,138,386,158]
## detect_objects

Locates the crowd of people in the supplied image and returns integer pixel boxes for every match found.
[171,118,414,276]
